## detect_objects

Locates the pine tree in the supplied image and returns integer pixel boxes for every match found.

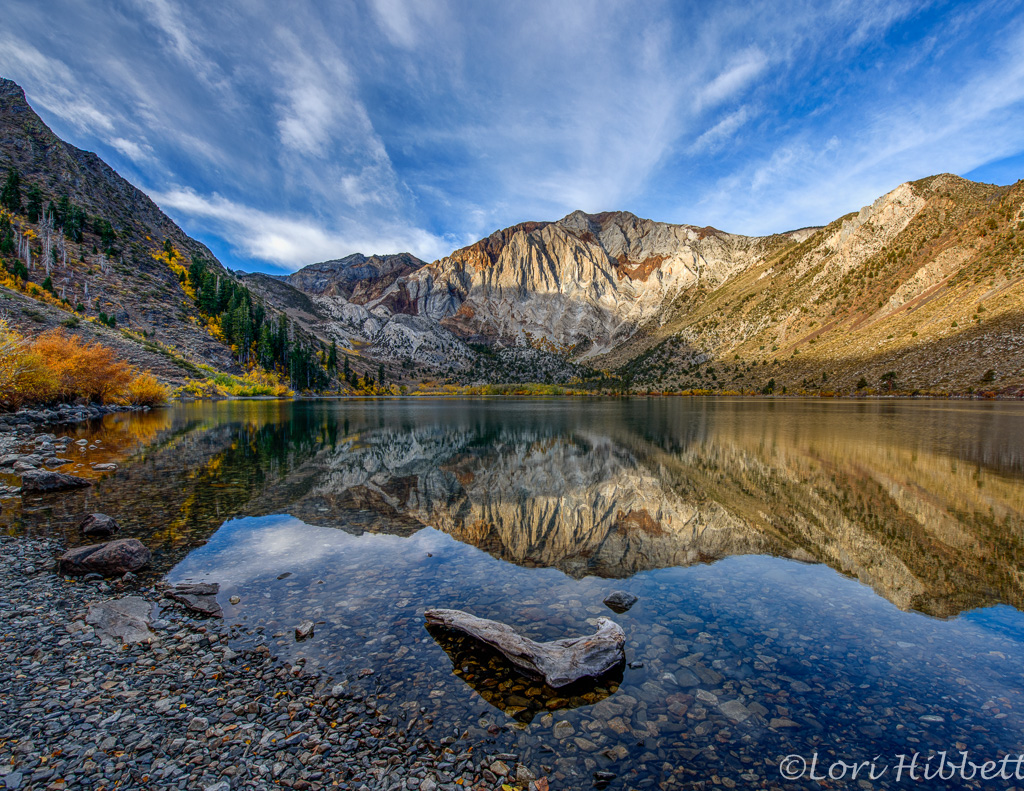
[199,274,218,314]
[327,341,338,373]
[0,214,14,256]
[0,169,21,214]
[25,186,42,223]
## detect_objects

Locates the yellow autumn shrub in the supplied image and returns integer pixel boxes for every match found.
[121,372,170,406]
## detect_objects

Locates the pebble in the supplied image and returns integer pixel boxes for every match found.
[0,536,531,791]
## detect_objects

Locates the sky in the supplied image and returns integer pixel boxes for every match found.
[1,0,1023,274]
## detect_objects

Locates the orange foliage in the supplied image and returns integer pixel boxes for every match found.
[31,330,133,403]
[0,322,169,409]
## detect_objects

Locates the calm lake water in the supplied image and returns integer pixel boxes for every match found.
[7,398,1024,789]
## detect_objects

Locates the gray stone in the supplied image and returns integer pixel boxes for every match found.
[425,608,625,688]
[719,699,751,722]
[603,590,638,613]
[79,513,120,538]
[166,582,223,618]
[672,667,701,687]
[86,597,155,646]
[295,620,315,640]
[20,469,92,494]
[59,539,151,576]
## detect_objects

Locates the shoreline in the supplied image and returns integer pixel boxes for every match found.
[2,389,1023,425]
[0,535,544,791]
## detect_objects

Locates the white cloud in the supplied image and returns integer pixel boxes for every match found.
[370,0,423,49]
[154,187,451,268]
[689,106,752,154]
[276,80,339,157]
[0,36,114,134]
[110,136,152,163]
[696,48,768,110]
[689,33,1024,235]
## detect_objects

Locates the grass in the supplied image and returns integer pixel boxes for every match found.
[174,366,293,399]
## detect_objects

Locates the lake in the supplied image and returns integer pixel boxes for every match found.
[7,397,1024,789]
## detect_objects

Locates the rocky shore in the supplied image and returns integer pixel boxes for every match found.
[0,536,553,791]
[0,404,154,497]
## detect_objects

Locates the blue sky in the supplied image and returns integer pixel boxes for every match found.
[1,0,1023,274]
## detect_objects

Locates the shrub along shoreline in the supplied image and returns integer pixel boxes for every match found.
[0,317,168,410]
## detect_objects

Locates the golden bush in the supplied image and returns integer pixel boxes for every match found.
[0,321,168,408]
[122,372,170,406]
[31,329,133,403]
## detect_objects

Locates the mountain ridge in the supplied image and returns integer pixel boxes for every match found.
[2,74,1022,395]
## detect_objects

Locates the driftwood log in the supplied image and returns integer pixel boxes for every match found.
[424,608,625,688]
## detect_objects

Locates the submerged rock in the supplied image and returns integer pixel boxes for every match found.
[59,539,151,576]
[603,590,638,613]
[21,469,92,494]
[424,608,625,688]
[79,513,120,538]
[166,582,223,618]
[86,596,154,646]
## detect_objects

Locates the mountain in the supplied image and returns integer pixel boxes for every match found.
[4,75,1021,395]
[282,252,427,301]
[618,174,1024,394]
[267,173,1023,393]
[0,77,237,376]
[0,78,332,391]
[375,211,797,356]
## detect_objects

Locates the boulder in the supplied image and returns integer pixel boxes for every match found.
[424,608,625,688]
[20,469,92,494]
[166,582,223,617]
[86,597,155,645]
[79,513,120,538]
[603,590,638,613]
[59,539,151,576]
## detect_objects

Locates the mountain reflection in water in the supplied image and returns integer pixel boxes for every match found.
[11,398,1024,617]
[11,398,1024,788]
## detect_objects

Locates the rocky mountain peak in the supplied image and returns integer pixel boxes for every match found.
[0,78,27,102]
[285,251,426,301]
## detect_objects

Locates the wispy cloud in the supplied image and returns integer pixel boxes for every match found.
[0,0,1021,271]
[689,107,752,154]
[696,49,768,110]
[155,187,451,268]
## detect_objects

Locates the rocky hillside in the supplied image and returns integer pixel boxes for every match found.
[4,75,1020,394]
[268,173,1022,393]
[616,174,1024,394]
[243,254,590,385]
[380,211,794,356]
[0,78,334,391]
[0,78,238,377]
